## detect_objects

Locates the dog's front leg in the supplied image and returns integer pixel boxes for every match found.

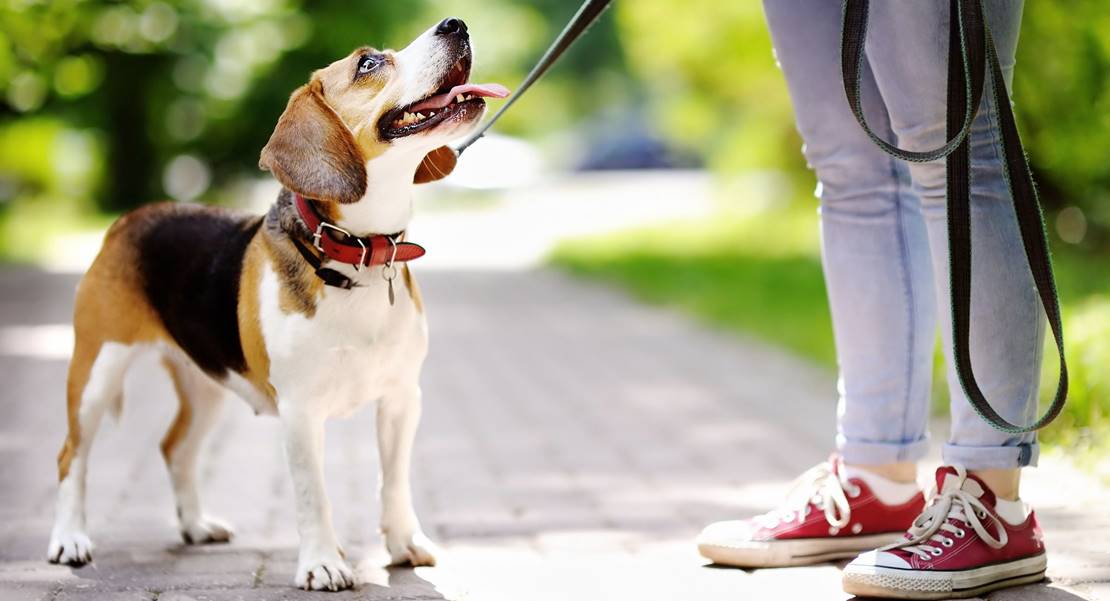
[280,406,354,591]
[378,386,437,566]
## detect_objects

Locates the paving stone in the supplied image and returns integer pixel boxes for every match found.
[0,267,1105,600]
[0,582,55,601]
[55,591,155,601]
[1078,583,1110,601]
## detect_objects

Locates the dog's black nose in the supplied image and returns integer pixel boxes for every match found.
[436,17,467,36]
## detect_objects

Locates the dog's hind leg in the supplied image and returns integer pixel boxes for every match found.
[160,355,232,545]
[49,339,136,566]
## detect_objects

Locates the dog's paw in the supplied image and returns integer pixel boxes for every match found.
[47,530,93,567]
[295,554,355,591]
[181,515,234,545]
[385,530,438,567]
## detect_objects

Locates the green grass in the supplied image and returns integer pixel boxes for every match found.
[551,200,1110,472]
[554,202,835,365]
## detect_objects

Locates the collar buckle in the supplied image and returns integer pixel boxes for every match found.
[312,221,368,271]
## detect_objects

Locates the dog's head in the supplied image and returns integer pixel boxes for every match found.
[259,18,508,204]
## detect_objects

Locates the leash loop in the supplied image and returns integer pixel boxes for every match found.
[841,0,986,163]
[840,0,1068,433]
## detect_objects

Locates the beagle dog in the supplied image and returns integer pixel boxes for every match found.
[47,18,507,591]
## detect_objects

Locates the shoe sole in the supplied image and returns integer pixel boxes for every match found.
[698,532,904,568]
[842,552,1047,599]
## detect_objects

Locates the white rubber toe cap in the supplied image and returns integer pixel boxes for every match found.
[697,520,757,546]
[850,549,912,569]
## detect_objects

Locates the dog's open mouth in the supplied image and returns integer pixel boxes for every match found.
[379,56,509,139]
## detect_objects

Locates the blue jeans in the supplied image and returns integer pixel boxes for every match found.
[763,0,1043,469]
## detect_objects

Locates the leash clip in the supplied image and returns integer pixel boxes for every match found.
[382,235,399,306]
[382,235,399,280]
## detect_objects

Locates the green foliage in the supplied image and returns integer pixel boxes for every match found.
[614,2,1110,241]
[1013,2,1110,244]
[2,1,1106,242]
[0,0,629,216]
[613,0,802,174]
[1,0,318,210]
[1038,252,1110,443]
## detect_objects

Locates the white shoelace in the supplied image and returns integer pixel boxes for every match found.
[754,459,860,530]
[884,465,1007,560]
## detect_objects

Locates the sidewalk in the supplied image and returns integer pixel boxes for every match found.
[0,264,1107,601]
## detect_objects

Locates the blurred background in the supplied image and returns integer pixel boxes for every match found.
[0,0,1107,465]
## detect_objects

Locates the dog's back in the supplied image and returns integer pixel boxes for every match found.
[127,203,261,375]
[73,203,261,374]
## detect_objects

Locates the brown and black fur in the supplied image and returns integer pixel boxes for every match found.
[58,203,263,480]
[58,188,428,482]
[135,205,263,375]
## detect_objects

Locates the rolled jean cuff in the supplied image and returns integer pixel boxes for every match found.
[836,434,931,465]
[942,441,1039,469]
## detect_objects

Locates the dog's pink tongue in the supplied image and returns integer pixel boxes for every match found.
[409,83,510,113]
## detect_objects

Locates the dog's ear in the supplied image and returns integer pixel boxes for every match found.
[260,80,367,204]
[414,146,457,184]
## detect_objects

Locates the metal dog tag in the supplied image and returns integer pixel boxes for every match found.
[382,263,398,307]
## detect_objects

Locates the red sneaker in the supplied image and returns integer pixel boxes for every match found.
[697,456,925,567]
[842,465,1047,599]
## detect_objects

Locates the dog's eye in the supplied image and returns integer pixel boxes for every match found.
[356,55,382,77]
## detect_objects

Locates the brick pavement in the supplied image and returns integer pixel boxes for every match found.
[0,267,1106,601]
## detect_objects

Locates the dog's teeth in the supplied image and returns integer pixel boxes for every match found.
[456,94,464,103]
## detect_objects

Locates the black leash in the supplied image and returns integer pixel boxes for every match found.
[841,0,1067,433]
[454,0,613,156]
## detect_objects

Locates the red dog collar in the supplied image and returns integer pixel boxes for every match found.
[294,193,425,269]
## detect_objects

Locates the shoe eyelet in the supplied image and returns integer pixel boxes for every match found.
[848,486,861,498]
[919,553,932,561]
[976,510,987,519]
[942,538,954,547]
[955,528,966,538]
[931,547,944,556]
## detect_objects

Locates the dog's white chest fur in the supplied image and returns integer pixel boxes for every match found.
[258,264,427,418]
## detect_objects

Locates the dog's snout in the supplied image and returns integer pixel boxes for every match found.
[435,17,467,37]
